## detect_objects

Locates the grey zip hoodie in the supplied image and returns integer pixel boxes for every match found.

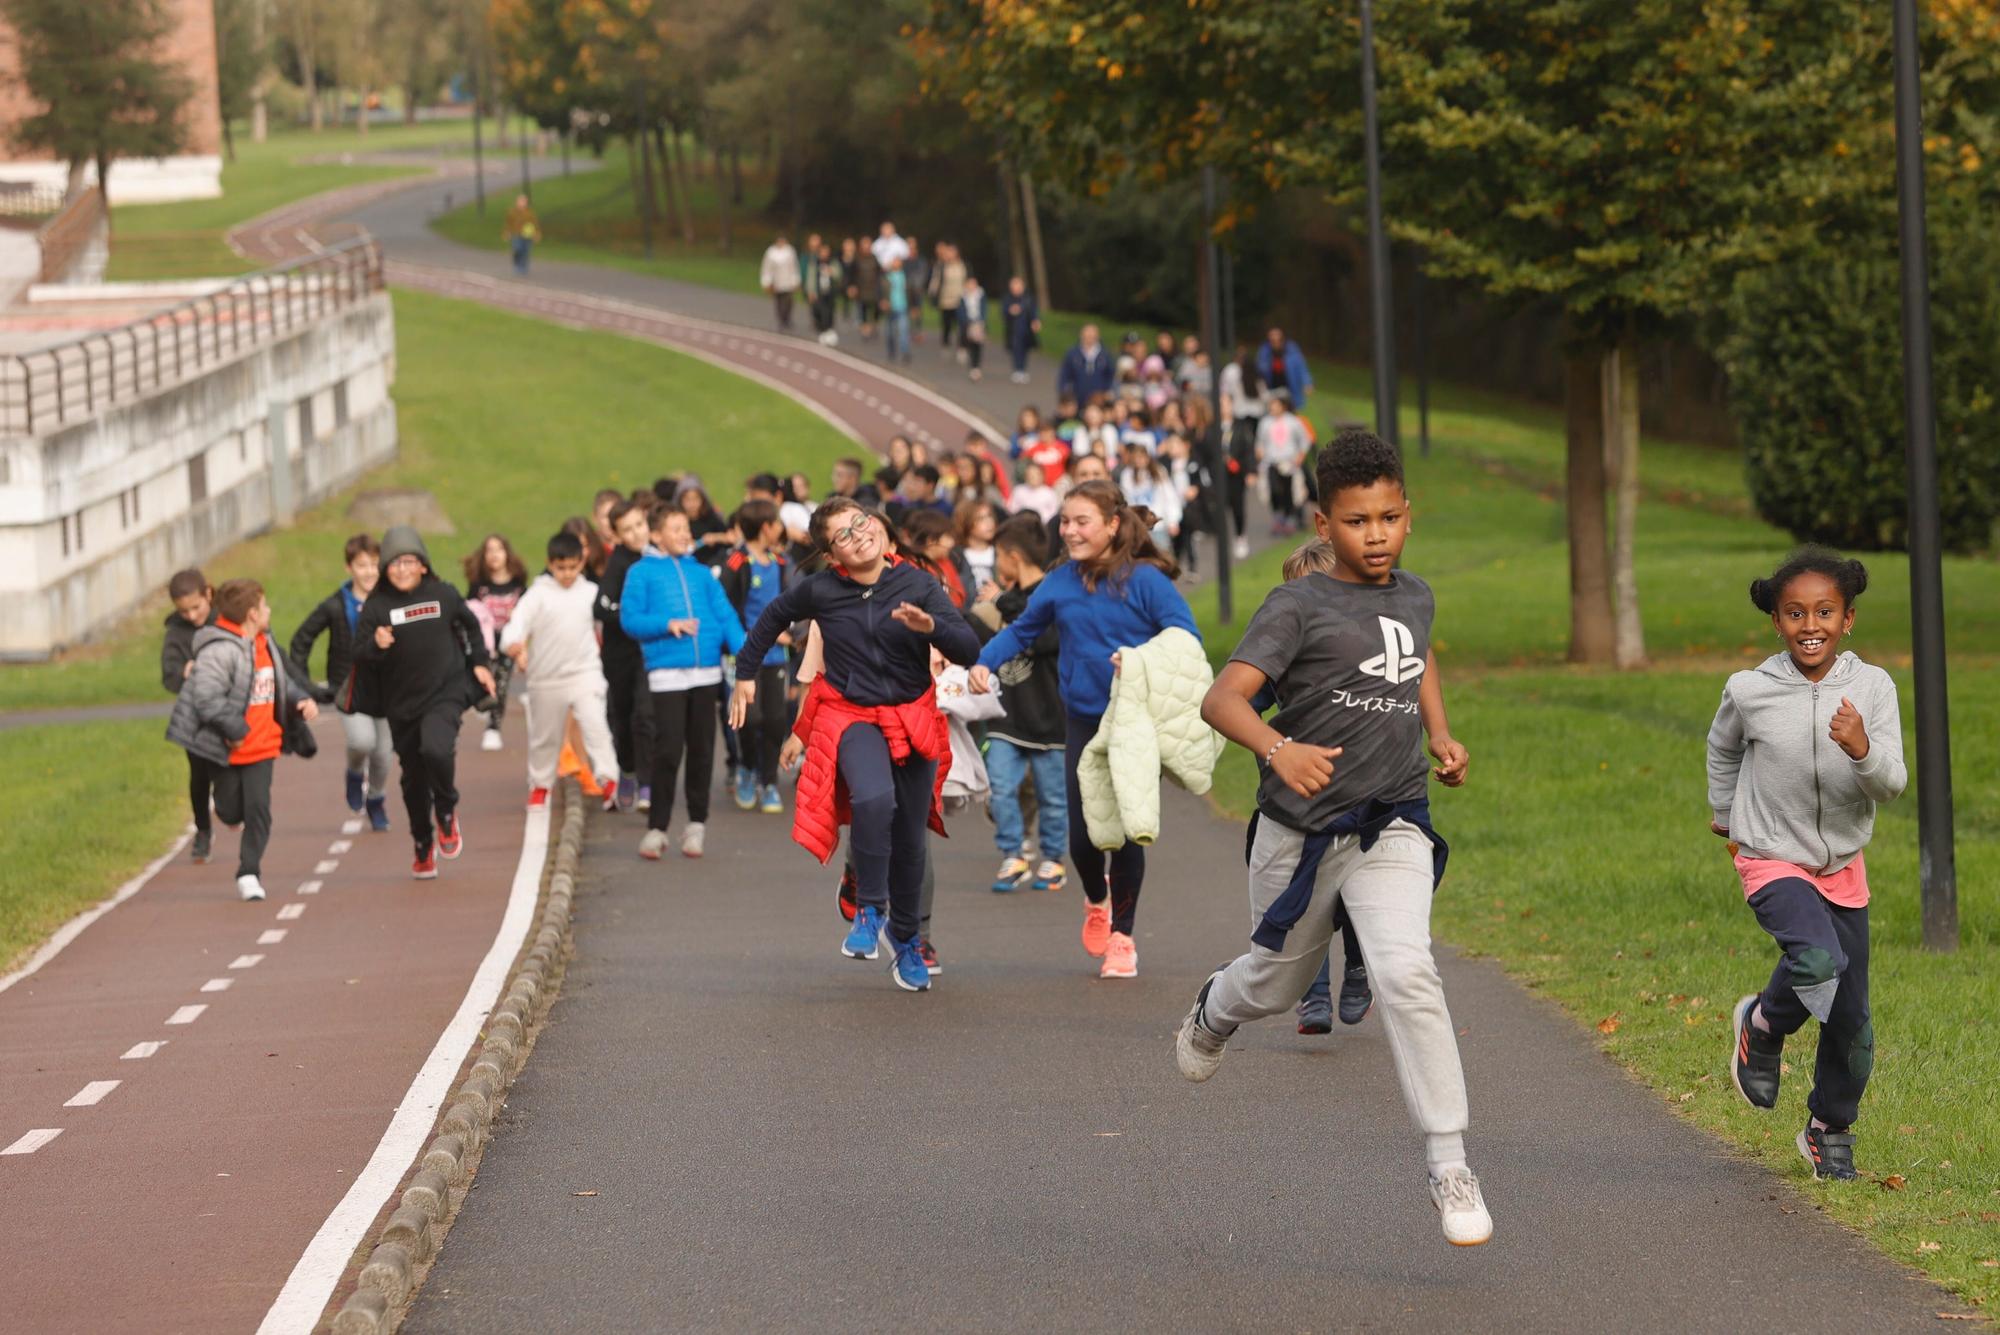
[1706,651,1906,876]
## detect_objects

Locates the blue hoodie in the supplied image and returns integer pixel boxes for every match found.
[620,549,745,674]
[976,561,1197,718]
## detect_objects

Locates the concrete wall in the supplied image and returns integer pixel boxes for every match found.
[0,292,399,659]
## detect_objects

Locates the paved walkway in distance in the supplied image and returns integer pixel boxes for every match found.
[405,784,1952,1334]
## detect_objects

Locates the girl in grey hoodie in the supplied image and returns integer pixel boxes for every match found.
[1707,547,1906,1182]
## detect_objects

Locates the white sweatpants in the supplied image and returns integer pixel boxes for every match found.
[1204,817,1470,1165]
[524,676,618,790]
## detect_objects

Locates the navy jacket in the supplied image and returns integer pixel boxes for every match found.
[737,560,980,706]
[1058,342,1115,404]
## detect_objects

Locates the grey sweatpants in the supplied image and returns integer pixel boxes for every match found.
[340,708,393,798]
[1205,817,1469,1165]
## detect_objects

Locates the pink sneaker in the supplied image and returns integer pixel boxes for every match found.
[1100,931,1137,979]
[1081,902,1112,958]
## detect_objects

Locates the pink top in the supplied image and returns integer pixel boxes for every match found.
[1734,849,1869,909]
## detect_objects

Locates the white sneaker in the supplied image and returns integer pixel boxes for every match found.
[638,829,668,861]
[681,822,705,858]
[481,727,504,752]
[1232,536,1250,561]
[236,875,267,902]
[1429,1167,1494,1246]
[1174,973,1227,1082]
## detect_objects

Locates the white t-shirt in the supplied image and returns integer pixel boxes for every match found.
[871,232,911,269]
[778,500,813,541]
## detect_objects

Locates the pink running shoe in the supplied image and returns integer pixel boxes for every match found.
[1081,902,1112,958]
[1100,931,1137,979]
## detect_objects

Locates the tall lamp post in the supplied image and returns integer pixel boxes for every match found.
[1891,0,1957,951]
[1359,0,1397,445]
[1203,163,1234,623]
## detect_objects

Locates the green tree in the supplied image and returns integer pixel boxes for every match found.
[1,0,195,200]
[213,0,266,158]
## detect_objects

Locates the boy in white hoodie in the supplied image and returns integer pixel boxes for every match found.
[500,530,620,810]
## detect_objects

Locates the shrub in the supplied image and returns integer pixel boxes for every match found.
[1720,210,2000,553]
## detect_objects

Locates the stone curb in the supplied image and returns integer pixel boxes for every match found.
[329,780,589,1335]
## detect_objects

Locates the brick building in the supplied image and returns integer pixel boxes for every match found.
[0,0,223,203]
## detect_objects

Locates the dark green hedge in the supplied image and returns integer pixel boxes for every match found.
[1720,214,2000,553]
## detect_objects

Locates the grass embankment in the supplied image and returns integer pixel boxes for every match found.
[0,288,852,969]
[107,120,469,280]
[1184,421,2000,1308]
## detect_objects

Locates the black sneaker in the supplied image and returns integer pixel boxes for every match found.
[1297,991,1333,1035]
[1731,994,1783,1109]
[1797,1123,1858,1181]
[1339,965,1373,1026]
[190,829,212,864]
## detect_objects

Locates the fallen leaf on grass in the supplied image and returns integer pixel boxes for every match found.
[1596,1014,1621,1035]
[1980,1260,1999,1269]
[1900,1125,1920,1135]
[1678,1092,1696,1103]
[1917,1241,1942,1253]
[573,1190,598,1197]
[1882,1175,1909,1191]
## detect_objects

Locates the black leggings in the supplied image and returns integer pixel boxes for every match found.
[649,685,719,830]
[1749,877,1873,1129]
[212,758,273,878]
[740,664,789,786]
[605,654,652,778]
[391,701,463,850]
[1064,713,1145,935]
[840,723,936,944]
[187,752,218,834]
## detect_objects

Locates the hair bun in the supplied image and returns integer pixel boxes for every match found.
[1843,559,1870,600]
[1748,577,1776,613]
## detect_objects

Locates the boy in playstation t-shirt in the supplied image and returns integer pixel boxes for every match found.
[1171,428,1494,1249]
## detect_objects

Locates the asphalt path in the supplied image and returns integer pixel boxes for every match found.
[403,784,1953,1333]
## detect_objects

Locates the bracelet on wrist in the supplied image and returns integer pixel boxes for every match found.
[1264,735,1292,764]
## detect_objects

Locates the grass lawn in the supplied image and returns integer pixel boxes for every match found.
[1185,446,2000,1307]
[107,119,470,280]
[0,287,852,970]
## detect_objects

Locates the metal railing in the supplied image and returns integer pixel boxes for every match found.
[0,181,68,224]
[0,234,385,437]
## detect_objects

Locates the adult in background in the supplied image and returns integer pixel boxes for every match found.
[903,236,931,345]
[1058,323,1116,406]
[933,242,967,355]
[1257,326,1313,409]
[872,220,911,272]
[1220,344,1269,561]
[959,271,988,380]
[503,194,539,276]
[807,239,843,345]
[760,233,802,333]
[1002,275,1041,384]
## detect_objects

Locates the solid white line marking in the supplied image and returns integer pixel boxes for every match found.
[200,978,234,993]
[229,954,264,970]
[298,881,322,896]
[0,828,193,996]
[121,1041,167,1060]
[2,1129,61,1155]
[165,1004,206,1025]
[341,820,363,835]
[313,860,339,874]
[258,802,553,1333]
[65,1080,119,1107]
[276,904,305,921]
[328,840,352,854]
[258,930,287,945]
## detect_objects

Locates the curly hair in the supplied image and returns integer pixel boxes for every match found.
[1749,546,1869,614]
[1314,427,1404,503]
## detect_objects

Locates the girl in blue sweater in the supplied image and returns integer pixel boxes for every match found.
[971,479,1198,979]
[622,505,746,861]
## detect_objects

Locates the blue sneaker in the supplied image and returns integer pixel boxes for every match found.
[733,767,757,811]
[760,785,784,815]
[890,933,932,991]
[842,905,884,960]
[344,769,365,812]
[365,794,390,832]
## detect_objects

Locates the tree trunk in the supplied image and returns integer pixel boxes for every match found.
[715,142,732,254]
[730,144,743,205]
[669,128,696,246]
[633,130,655,259]
[1019,170,1051,310]
[65,159,89,201]
[652,126,683,240]
[304,54,321,130]
[999,161,1027,284]
[1607,336,1647,668]
[1565,349,1617,664]
[403,85,419,126]
[357,87,370,137]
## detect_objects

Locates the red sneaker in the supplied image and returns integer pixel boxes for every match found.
[600,777,620,812]
[837,865,859,922]
[437,814,463,860]
[918,938,941,975]
[1081,902,1112,958]
[526,787,550,810]
[412,847,438,880]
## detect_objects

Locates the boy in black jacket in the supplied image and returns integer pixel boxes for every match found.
[161,568,218,863]
[350,526,495,879]
[289,533,394,832]
[594,499,654,812]
[983,514,1068,893]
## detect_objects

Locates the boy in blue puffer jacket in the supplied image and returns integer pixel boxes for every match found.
[621,504,746,861]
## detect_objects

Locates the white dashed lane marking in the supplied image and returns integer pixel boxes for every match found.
[200,978,234,993]
[165,1005,206,1026]
[258,930,287,945]
[64,1081,119,1108]
[2,1129,61,1155]
[341,820,363,835]
[297,881,322,896]
[313,860,339,874]
[328,840,352,855]
[229,955,264,970]
[121,1041,168,1060]
[276,904,305,922]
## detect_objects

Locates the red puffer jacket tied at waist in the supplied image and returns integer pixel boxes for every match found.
[790,676,953,865]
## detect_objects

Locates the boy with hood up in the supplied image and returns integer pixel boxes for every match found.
[347,525,496,879]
